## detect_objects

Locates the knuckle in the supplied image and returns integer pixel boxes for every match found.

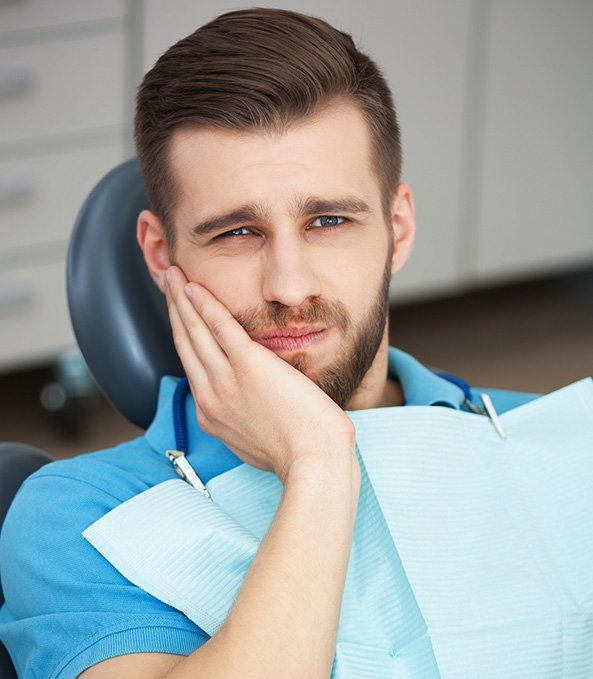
[233,359,249,381]
[187,325,202,345]
[195,404,211,433]
[234,350,256,380]
[196,393,215,422]
[211,374,231,399]
[210,318,227,340]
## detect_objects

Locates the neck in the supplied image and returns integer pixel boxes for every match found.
[344,329,405,410]
[381,374,404,408]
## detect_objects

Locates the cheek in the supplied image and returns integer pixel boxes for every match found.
[343,255,383,304]
[183,258,239,298]
[193,272,258,320]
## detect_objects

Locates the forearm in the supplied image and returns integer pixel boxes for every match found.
[165,448,360,678]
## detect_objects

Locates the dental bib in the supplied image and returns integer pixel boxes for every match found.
[83,377,593,678]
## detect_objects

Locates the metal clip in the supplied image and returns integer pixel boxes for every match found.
[463,398,487,415]
[165,449,211,498]
[479,393,506,439]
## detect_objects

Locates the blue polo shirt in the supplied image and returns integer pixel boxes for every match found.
[0,345,542,678]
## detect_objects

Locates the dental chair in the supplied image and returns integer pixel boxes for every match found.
[0,156,460,677]
[0,157,183,677]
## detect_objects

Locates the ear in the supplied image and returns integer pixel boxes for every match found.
[136,209,172,293]
[388,183,416,276]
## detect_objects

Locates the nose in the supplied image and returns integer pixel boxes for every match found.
[261,236,321,308]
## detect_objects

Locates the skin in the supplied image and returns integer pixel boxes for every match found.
[137,98,416,412]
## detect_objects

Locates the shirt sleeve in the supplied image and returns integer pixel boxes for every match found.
[0,471,210,679]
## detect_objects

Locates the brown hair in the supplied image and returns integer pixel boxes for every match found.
[134,6,402,255]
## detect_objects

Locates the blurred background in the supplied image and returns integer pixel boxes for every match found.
[0,0,592,460]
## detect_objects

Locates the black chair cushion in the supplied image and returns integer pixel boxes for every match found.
[0,443,54,679]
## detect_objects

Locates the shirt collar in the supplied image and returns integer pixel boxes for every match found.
[145,344,465,455]
[387,345,466,408]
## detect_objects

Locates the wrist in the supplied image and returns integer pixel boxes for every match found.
[283,445,360,490]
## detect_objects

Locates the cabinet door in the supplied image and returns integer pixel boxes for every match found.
[0,143,126,253]
[0,1,125,35]
[0,258,76,371]
[142,0,472,302]
[0,30,126,146]
[473,0,593,283]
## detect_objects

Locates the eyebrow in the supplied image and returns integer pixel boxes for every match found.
[189,195,373,240]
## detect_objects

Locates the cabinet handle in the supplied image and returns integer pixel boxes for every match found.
[0,281,35,316]
[0,66,35,99]
[0,176,36,206]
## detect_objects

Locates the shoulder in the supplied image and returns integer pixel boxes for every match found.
[22,434,174,501]
[468,385,544,415]
[0,435,177,614]
[1,452,139,608]
[0,437,209,678]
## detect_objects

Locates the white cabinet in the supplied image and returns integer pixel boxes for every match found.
[0,3,129,372]
[2,1,592,372]
[470,0,593,283]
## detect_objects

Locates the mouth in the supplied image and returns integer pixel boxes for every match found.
[254,327,329,352]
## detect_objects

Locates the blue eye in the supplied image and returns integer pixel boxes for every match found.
[214,216,348,241]
[310,215,346,229]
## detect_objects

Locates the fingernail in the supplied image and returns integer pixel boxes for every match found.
[184,283,193,298]
[165,268,172,286]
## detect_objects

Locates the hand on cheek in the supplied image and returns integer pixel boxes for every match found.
[163,263,355,483]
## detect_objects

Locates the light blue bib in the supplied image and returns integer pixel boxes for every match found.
[83,376,593,677]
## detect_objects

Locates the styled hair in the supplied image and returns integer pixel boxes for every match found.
[134,6,402,255]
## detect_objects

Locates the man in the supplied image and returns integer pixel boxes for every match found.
[0,7,541,678]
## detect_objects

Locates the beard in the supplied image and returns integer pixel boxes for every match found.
[305,247,392,409]
[236,241,393,410]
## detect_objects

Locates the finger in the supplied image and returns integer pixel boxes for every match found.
[166,286,214,428]
[166,266,232,378]
[183,280,253,366]
[165,282,208,386]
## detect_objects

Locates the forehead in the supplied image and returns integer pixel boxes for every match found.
[167,101,378,223]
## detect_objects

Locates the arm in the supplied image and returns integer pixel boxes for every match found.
[165,449,360,678]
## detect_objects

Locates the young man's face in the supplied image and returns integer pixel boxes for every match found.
[139,99,415,409]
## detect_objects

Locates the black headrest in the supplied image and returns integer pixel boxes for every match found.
[66,157,183,430]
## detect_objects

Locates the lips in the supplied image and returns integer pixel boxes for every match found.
[256,328,328,352]
[256,325,325,340]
